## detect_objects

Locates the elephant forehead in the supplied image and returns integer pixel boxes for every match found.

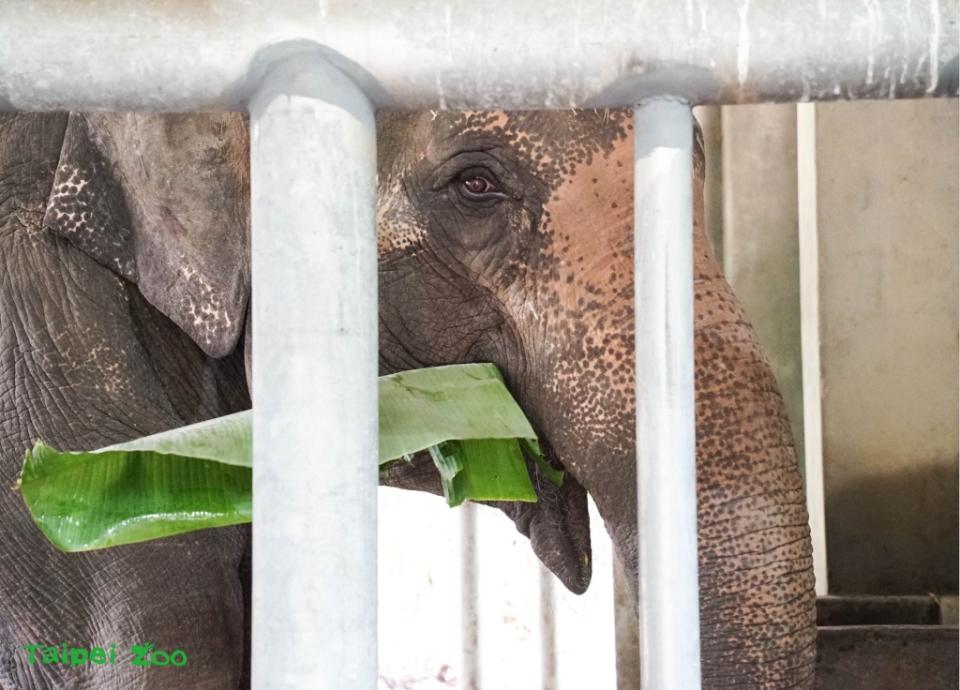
[432,110,630,190]
[378,110,629,177]
[538,129,634,274]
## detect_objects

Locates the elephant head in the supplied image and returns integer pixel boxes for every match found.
[375,110,817,687]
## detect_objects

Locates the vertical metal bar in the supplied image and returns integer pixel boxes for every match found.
[250,52,378,689]
[460,503,480,690]
[796,102,829,596]
[538,563,557,690]
[633,99,702,690]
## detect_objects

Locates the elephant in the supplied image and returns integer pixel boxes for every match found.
[0,112,252,690]
[0,109,816,689]
[376,110,817,688]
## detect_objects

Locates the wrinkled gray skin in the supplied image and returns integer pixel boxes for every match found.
[0,113,251,690]
[0,111,815,689]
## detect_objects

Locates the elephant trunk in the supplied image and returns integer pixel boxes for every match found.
[689,225,818,686]
[560,201,818,687]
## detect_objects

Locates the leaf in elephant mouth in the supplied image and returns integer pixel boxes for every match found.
[15,363,559,552]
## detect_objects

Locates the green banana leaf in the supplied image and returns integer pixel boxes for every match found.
[378,364,563,486]
[16,363,560,552]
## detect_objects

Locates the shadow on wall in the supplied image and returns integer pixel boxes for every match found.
[826,459,959,594]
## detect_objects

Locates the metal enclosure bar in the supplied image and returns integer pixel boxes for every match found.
[633,100,701,688]
[460,504,480,690]
[250,52,378,689]
[0,0,956,111]
[797,103,830,596]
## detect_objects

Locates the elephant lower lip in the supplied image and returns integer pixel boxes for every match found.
[494,441,593,595]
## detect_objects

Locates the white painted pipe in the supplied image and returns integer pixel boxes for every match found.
[796,103,830,596]
[0,0,956,111]
[633,99,702,689]
[250,51,378,689]
[460,504,480,690]
[538,563,557,690]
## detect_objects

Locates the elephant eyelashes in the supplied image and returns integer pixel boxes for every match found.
[454,168,507,204]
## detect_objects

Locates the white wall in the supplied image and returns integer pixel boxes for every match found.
[378,488,616,689]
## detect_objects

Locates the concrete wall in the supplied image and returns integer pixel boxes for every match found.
[815,99,959,594]
[714,104,806,470]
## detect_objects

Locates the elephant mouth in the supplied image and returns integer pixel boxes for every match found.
[490,438,592,594]
[378,438,592,595]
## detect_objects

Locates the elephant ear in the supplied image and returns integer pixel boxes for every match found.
[44,112,250,359]
[44,114,138,282]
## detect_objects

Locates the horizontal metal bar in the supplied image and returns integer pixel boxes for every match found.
[1,0,956,111]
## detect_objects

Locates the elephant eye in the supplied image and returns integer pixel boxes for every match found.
[455,169,506,202]
[463,175,496,195]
